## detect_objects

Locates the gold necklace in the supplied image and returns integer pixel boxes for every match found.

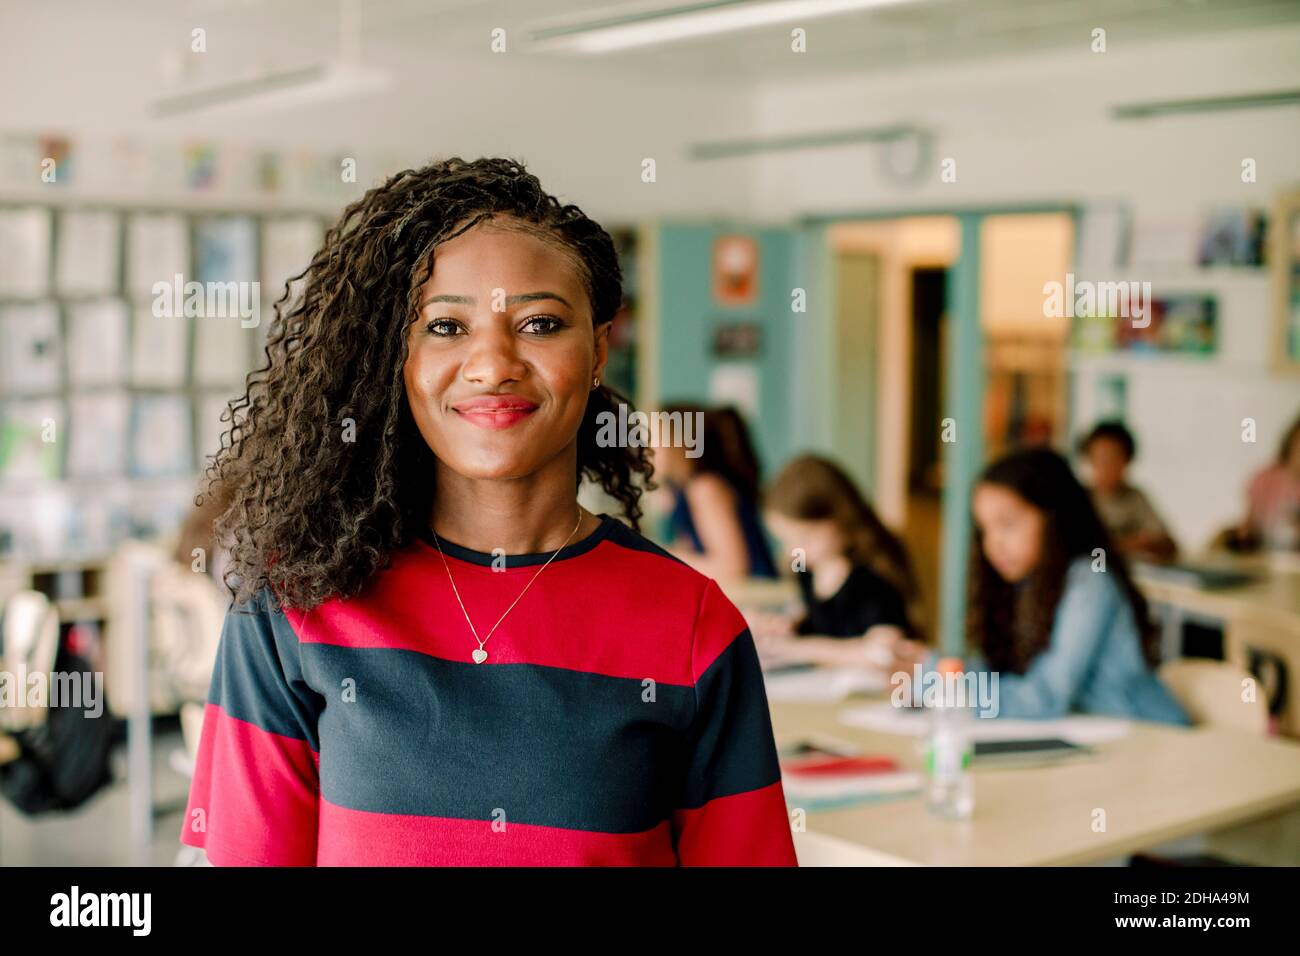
[430,510,584,664]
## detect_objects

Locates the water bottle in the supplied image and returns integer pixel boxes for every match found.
[925,656,974,819]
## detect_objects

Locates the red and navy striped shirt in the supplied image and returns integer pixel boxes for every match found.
[179,513,798,866]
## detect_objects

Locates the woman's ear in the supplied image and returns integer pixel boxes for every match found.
[593,321,612,382]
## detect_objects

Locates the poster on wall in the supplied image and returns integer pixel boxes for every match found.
[1072,293,1217,355]
[712,234,758,307]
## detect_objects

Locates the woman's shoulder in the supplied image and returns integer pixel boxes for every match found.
[1062,554,1125,603]
[600,516,716,587]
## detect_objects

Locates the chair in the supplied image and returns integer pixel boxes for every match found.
[1131,659,1279,866]
[1157,658,1269,735]
[0,590,61,735]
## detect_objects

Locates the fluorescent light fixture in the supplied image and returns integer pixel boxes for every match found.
[688,123,921,160]
[531,0,917,54]
[152,0,387,118]
[1113,89,1300,119]
[153,62,389,118]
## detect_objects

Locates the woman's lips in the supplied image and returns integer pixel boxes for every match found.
[452,397,539,430]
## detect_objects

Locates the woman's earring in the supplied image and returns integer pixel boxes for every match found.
[592,375,600,390]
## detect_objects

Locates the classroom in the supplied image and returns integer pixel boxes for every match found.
[0,0,1298,894]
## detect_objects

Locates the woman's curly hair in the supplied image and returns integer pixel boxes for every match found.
[205,156,653,611]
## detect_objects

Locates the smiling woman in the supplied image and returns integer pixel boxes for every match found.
[179,156,797,867]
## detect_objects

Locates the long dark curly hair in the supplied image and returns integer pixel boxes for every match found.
[204,156,653,611]
[966,447,1159,672]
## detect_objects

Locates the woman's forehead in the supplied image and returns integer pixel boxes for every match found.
[426,220,584,288]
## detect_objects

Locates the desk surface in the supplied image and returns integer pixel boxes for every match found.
[771,698,1300,866]
[1134,552,1300,633]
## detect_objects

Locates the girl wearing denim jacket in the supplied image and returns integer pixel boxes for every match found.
[892,448,1189,725]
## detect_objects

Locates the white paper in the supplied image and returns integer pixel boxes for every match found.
[127,213,189,299]
[262,216,323,306]
[765,667,889,702]
[1,302,62,394]
[57,209,120,295]
[837,702,1132,745]
[0,207,52,297]
[67,391,130,478]
[193,316,251,387]
[131,303,189,387]
[708,364,760,420]
[130,395,192,477]
[67,299,128,387]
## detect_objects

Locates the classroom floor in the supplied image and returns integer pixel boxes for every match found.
[0,719,194,866]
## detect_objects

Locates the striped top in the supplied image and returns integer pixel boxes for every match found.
[179,513,798,866]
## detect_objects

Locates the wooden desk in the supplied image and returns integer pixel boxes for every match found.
[771,698,1300,866]
[1135,554,1300,734]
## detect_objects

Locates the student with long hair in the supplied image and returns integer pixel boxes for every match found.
[179,157,796,866]
[1238,413,1300,550]
[752,454,922,667]
[957,448,1189,723]
[656,404,777,580]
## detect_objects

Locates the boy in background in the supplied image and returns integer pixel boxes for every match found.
[1078,421,1178,563]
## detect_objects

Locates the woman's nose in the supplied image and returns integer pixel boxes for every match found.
[461,321,527,386]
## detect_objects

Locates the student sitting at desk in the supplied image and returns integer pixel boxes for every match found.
[889,448,1189,725]
[1077,420,1177,563]
[751,454,921,668]
[656,405,778,581]
[1237,413,1300,551]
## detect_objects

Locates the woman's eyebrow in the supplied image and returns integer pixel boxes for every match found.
[421,291,573,308]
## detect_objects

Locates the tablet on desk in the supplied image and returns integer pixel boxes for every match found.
[973,737,1094,766]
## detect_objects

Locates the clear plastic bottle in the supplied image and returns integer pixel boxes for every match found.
[925,656,974,819]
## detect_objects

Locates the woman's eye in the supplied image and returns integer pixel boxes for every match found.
[424,318,461,337]
[522,314,563,335]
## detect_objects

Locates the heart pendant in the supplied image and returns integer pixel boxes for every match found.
[472,648,488,664]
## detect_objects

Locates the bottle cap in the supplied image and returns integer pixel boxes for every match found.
[936,656,964,674]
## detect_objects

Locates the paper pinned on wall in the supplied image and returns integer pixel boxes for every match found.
[0,207,52,297]
[127,213,189,299]
[56,209,120,296]
[67,391,130,478]
[129,394,192,478]
[196,216,258,285]
[67,299,129,387]
[0,302,62,394]
[263,216,323,307]
[193,316,251,387]
[708,363,760,420]
[0,399,63,482]
[130,303,189,388]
